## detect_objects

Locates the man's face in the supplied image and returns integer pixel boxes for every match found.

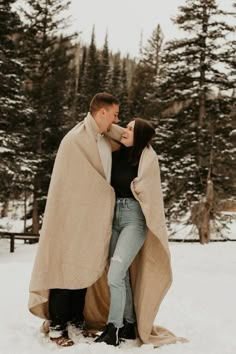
[100,104,119,132]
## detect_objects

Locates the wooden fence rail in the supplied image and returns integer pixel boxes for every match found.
[0,231,40,253]
[0,231,235,253]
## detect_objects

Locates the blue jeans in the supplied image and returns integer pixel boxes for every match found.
[107,198,147,328]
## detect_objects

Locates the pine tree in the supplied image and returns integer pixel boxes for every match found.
[0,0,32,215]
[68,42,80,127]
[99,33,110,91]
[153,0,235,242]
[76,38,131,122]
[108,52,122,95]
[76,45,88,121]
[222,0,236,201]
[104,52,131,123]
[117,58,130,124]
[81,27,102,103]
[225,1,236,94]
[130,24,164,117]
[20,0,75,232]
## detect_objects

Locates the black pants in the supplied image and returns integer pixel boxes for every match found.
[49,288,87,328]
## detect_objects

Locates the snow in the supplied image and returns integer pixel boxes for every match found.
[168,212,236,241]
[0,147,12,153]
[1,232,236,353]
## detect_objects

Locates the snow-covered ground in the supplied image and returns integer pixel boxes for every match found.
[0,236,236,354]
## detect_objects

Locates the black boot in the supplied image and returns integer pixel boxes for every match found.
[119,320,136,340]
[94,323,120,346]
[94,325,108,342]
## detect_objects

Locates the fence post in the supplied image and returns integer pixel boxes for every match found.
[10,235,15,253]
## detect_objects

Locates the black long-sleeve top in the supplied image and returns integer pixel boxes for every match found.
[111,146,139,198]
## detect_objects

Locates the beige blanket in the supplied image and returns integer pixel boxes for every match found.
[29,114,185,346]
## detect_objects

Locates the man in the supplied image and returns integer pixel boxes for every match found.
[28,93,121,347]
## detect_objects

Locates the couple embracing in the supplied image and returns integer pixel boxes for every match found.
[28,93,185,348]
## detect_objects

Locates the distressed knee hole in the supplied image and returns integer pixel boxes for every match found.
[111,255,123,263]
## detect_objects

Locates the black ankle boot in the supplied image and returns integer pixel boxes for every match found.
[94,325,108,343]
[119,320,136,340]
[94,323,120,346]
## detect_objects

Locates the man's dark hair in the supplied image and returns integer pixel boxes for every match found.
[89,93,119,115]
[130,118,156,165]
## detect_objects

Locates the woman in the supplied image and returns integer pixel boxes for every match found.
[95,118,156,346]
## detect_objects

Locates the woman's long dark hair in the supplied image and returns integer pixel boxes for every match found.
[129,118,155,165]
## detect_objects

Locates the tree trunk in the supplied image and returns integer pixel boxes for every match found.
[32,105,43,234]
[191,178,214,244]
[199,178,214,243]
[1,199,9,217]
[32,189,40,234]
[194,4,212,244]
[23,188,27,232]
[191,176,214,244]
[71,44,80,127]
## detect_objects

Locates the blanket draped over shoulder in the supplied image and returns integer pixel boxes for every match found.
[28,114,186,347]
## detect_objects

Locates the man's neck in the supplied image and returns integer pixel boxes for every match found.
[92,115,104,134]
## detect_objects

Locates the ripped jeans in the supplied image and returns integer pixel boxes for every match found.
[107,198,147,328]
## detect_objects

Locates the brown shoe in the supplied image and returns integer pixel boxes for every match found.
[50,335,74,347]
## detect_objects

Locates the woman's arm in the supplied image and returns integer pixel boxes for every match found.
[105,124,124,151]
